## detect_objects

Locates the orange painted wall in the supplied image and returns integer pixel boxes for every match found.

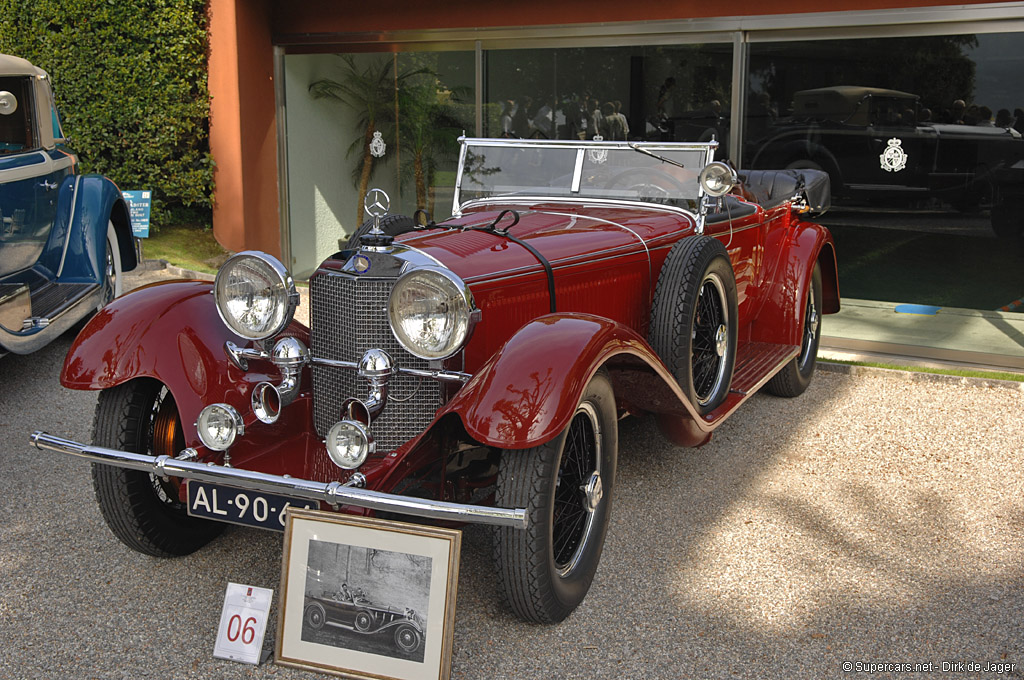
[209,0,279,256]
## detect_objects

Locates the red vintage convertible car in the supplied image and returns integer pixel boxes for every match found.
[33,137,838,624]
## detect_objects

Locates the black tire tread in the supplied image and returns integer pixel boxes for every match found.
[493,371,616,624]
[649,235,737,413]
[493,439,561,622]
[91,379,222,557]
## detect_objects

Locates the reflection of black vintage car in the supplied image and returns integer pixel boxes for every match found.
[748,86,1024,211]
[304,589,424,655]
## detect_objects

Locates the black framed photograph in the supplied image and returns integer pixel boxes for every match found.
[276,508,461,680]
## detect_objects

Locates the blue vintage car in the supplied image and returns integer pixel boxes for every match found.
[0,54,136,355]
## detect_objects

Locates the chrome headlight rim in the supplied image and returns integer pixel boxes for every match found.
[196,403,245,452]
[325,419,375,470]
[387,266,478,361]
[214,251,298,342]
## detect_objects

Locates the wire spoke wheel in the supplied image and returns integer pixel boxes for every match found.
[691,274,729,406]
[493,371,617,623]
[797,274,820,371]
[552,404,600,574]
[767,262,823,398]
[649,236,737,415]
[394,623,422,654]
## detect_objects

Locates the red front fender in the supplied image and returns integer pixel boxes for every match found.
[61,280,309,443]
[435,314,709,450]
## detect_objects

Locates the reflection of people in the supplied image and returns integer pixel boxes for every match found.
[976,105,994,126]
[587,98,603,139]
[599,102,626,140]
[558,95,584,140]
[656,77,676,119]
[533,99,554,138]
[511,96,531,138]
[613,100,630,140]
[944,99,966,124]
[500,100,514,137]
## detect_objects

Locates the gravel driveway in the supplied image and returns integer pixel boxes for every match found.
[1,265,1021,679]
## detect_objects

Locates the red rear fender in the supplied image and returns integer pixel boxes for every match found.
[753,221,839,346]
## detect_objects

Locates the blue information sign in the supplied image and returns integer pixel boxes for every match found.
[122,190,152,238]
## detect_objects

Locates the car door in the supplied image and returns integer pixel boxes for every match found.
[703,201,765,321]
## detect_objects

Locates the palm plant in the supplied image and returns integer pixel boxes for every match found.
[309,55,428,224]
[397,77,470,216]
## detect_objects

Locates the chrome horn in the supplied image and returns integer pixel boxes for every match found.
[251,336,309,424]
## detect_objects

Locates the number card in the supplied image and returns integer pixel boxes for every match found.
[214,582,274,665]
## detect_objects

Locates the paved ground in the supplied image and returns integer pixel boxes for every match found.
[1,264,1022,679]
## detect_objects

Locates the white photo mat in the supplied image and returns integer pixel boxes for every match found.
[276,508,461,680]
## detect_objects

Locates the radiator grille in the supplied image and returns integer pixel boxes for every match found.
[310,272,443,452]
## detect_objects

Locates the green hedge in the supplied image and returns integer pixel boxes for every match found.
[0,0,213,225]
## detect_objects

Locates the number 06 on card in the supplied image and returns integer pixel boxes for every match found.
[214,583,273,665]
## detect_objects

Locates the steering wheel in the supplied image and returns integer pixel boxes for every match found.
[603,168,686,204]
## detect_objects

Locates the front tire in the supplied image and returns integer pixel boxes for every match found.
[393,623,422,654]
[493,371,618,623]
[91,379,223,557]
[766,262,822,397]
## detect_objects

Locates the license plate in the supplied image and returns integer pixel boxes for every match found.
[186,481,319,531]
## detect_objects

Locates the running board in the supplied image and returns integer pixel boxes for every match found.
[728,342,799,396]
[25,281,97,322]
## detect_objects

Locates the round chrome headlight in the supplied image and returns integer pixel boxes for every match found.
[214,251,297,341]
[698,162,737,197]
[196,403,244,451]
[325,420,374,469]
[388,267,476,360]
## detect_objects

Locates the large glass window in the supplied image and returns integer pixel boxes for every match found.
[482,44,732,151]
[743,33,1024,310]
[283,51,474,278]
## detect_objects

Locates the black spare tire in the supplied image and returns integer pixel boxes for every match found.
[649,235,738,415]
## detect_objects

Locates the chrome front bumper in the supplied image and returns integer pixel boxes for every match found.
[30,431,528,529]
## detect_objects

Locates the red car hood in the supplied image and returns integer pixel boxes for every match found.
[398,202,695,282]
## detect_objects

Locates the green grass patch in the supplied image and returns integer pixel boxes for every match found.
[823,358,1024,383]
[140,224,229,275]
